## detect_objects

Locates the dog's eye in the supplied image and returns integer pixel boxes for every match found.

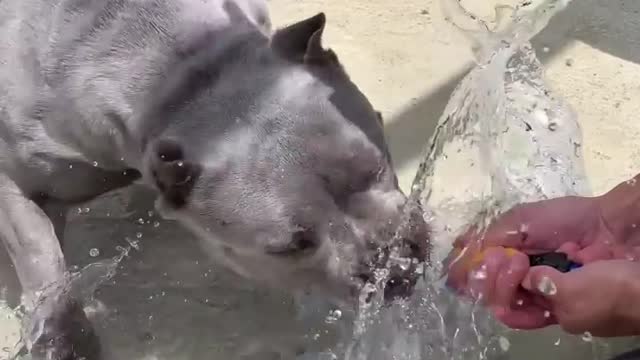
[366,164,385,184]
[349,164,384,193]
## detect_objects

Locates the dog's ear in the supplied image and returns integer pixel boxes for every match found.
[150,139,201,208]
[271,13,333,64]
[375,111,384,126]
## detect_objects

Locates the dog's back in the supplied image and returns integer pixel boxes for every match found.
[0,0,270,196]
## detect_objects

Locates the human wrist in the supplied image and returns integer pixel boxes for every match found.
[597,174,640,245]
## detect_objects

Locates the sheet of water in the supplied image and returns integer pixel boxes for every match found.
[338,0,629,359]
[1,1,638,359]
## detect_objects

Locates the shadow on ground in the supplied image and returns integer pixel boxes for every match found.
[385,0,640,172]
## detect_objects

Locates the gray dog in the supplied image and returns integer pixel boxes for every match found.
[0,0,429,359]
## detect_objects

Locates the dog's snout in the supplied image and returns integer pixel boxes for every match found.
[378,203,431,301]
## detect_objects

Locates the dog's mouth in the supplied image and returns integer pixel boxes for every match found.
[356,204,431,303]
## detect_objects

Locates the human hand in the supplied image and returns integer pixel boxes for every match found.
[521,259,640,337]
[444,195,636,329]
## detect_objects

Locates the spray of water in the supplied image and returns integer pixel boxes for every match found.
[7,246,130,360]
[338,0,602,359]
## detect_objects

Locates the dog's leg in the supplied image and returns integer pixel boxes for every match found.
[0,175,100,360]
[40,201,69,246]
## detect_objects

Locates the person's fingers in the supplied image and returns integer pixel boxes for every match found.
[447,246,516,302]
[466,247,505,303]
[493,251,529,309]
[452,225,480,249]
[494,306,556,329]
[453,206,528,250]
[576,242,614,264]
[608,244,638,261]
[492,290,557,329]
[557,242,581,260]
[444,246,477,293]
[521,265,565,299]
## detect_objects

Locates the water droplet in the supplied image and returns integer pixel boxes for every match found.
[554,338,561,346]
[632,224,637,228]
[565,58,574,67]
[542,46,550,53]
[516,299,524,306]
[582,331,593,342]
[498,336,510,352]
[325,309,343,324]
[544,310,551,318]
[136,232,143,239]
[137,218,145,225]
[537,276,557,295]
[548,122,558,131]
[92,161,98,167]
[153,221,160,228]
[126,237,140,250]
[471,264,488,280]
[627,178,637,186]
[84,207,90,213]
[68,164,73,169]
[147,211,154,217]
[89,248,100,257]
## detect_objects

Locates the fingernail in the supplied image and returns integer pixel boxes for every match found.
[535,276,557,296]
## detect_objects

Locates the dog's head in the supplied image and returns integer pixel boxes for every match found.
[143,12,429,305]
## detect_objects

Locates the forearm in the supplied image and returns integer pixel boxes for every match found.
[616,261,640,334]
[597,173,640,245]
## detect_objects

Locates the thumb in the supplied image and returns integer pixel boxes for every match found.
[522,266,565,298]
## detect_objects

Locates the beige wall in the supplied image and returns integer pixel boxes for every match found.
[270,0,640,195]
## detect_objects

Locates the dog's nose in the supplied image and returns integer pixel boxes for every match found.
[381,203,431,301]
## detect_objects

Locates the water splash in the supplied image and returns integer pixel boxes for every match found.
[7,247,129,360]
[339,0,597,359]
